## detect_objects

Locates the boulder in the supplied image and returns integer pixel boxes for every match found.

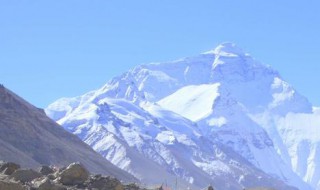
[48,169,62,180]
[33,177,66,190]
[246,188,275,190]
[0,179,25,190]
[47,173,56,180]
[58,163,89,186]
[10,169,42,183]
[88,175,124,190]
[124,183,141,190]
[39,165,54,175]
[0,162,20,175]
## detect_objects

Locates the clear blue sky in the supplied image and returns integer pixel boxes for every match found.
[1,0,320,108]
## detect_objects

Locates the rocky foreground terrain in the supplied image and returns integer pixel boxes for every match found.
[0,161,145,190]
[0,160,275,190]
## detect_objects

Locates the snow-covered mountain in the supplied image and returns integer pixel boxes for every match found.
[46,43,320,190]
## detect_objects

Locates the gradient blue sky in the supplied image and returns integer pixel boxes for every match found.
[1,0,320,108]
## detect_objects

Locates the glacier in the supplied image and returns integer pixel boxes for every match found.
[46,43,320,190]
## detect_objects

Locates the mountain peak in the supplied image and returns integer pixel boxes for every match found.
[204,42,245,56]
[210,43,250,70]
[214,42,245,55]
[46,43,316,190]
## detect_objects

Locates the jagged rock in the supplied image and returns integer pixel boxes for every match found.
[48,168,63,180]
[246,188,276,190]
[0,179,25,190]
[0,162,20,175]
[208,185,214,190]
[47,173,56,180]
[124,183,141,190]
[39,165,54,175]
[10,169,42,183]
[33,177,66,190]
[88,175,124,190]
[0,174,6,180]
[58,163,89,186]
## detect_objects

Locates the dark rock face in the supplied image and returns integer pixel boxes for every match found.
[58,163,89,186]
[88,175,123,190]
[10,169,43,183]
[0,162,20,175]
[124,183,141,190]
[38,165,55,175]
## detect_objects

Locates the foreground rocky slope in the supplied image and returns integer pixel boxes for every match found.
[0,85,135,182]
[0,161,143,190]
[47,43,317,189]
[0,160,285,190]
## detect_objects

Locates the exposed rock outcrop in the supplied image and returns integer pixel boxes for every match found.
[38,165,54,176]
[0,162,20,175]
[58,163,89,186]
[10,169,42,183]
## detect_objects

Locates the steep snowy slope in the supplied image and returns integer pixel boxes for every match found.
[158,83,220,121]
[48,96,297,189]
[157,78,310,189]
[250,108,320,190]
[46,43,319,190]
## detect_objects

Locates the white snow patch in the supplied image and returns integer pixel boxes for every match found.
[192,159,231,175]
[156,131,176,145]
[207,117,227,127]
[158,83,220,121]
